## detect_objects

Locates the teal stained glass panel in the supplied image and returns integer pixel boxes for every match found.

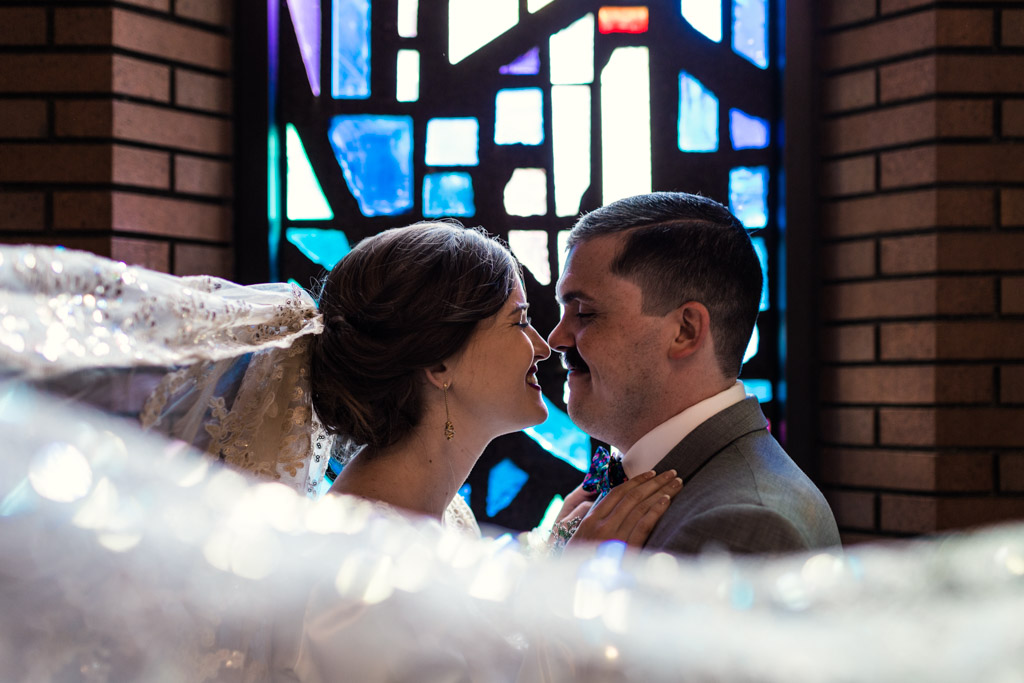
[328,115,413,216]
[495,88,544,145]
[425,117,479,166]
[331,0,370,99]
[678,71,719,152]
[743,379,773,402]
[423,172,475,217]
[743,323,759,364]
[523,396,590,471]
[285,228,351,268]
[730,108,769,149]
[729,165,768,229]
[733,0,768,68]
[681,0,722,42]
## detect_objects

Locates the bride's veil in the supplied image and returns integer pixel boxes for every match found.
[0,244,334,497]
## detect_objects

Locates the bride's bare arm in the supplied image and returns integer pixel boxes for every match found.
[564,470,682,548]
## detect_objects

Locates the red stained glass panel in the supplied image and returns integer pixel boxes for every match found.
[597,6,649,34]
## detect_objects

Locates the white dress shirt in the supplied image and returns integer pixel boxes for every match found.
[619,381,748,478]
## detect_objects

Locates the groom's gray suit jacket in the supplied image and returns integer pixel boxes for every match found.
[645,397,840,555]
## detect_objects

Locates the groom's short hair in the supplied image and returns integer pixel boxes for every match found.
[567,192,762,378]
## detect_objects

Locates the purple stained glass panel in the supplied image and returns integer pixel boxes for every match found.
[286,0,321,97]
[500,46,541,75]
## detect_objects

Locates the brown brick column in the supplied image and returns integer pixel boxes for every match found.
[0,1,234,277]
[818,1,1024,543]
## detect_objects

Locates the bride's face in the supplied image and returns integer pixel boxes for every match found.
[446,280,551,437]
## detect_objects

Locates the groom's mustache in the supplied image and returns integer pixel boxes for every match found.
[560,347,589,373]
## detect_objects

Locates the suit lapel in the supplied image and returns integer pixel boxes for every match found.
[653,398,768,483]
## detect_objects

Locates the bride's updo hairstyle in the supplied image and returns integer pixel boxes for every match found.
[310,222,520,450]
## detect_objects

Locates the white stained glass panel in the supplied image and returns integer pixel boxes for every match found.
[681,0,722,42]
[733,0,768,68]
[425,118,480,166]
[557,229,571,279]
[550,13,594,85]
[743,323,759,364]
[504,168,547,217]
[601,47,652,205]
[528,0,556,11]
[495,88,544,145]
[509,230,552,285]
[397,0,418,37]
[285,123,333,220]
[396,50,419,102]
[552,85,591,217]
[449,0,518,64]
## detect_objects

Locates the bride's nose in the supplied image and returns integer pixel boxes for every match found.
[529,326,551,361]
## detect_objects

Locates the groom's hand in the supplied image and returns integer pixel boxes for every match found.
[566,470,682,548]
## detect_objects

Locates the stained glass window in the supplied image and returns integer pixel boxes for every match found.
[331,0,370,99]
[423,172,475,217]
[495,88,544,145]
[598,6,649,34]
[678,72,719,152]
[396,50,420,102]
[259,0,781,532]
[681,0,722,42]
[328,115,413,216]
[425,117,480,166]
[504,168,547,217]
[730,108,769,149]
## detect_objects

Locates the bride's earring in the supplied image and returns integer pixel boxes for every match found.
[442,382,455,440]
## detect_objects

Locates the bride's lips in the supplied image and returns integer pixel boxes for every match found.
[526,365,541,390]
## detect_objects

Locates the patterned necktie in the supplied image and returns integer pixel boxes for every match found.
[582,446,628,499]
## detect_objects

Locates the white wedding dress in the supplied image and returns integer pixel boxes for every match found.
[3,245,1024,682]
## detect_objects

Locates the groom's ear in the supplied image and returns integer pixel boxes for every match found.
[423,363,449,390]
[667,301,710,361]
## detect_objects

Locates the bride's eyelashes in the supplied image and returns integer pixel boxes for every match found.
[514,316,532,329]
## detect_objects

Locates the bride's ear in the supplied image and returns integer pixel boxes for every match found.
[423,363,449,391]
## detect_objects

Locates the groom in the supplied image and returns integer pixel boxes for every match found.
[550,192,840,555]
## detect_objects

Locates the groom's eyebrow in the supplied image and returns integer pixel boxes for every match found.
[556,290,589,305]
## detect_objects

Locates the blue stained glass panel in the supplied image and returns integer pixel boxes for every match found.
[458,483,472,505]
[743,379,773,403]
[425,117,479,166]
[751,236,769,311]
[486,458,529,517]
[678,72,719,152]
[285,228,351,269]
[733,0,768,69]
[730,165,769,229]
[423,172,475,217]
[681,0,722,42]
[500,46,541,75]
[331,0,370,99]
[730,108,769,149]
[328,115,413,216]
[495,88,544,145]
[523,396,590,471]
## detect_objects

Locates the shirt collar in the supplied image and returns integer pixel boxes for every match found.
[619,381,748,478]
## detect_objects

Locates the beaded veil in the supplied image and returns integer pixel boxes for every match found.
[0,244,331,495]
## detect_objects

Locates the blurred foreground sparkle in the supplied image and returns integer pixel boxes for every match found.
[29,442,92,502]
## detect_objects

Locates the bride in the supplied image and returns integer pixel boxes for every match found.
[0,221,680,548]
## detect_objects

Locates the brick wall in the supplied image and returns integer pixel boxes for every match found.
[819,1,1024,543]
[0,0,234,277]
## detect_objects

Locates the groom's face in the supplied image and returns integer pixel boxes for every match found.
[548,234,672,452]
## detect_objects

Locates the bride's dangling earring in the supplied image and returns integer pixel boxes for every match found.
[442,382,455,440]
